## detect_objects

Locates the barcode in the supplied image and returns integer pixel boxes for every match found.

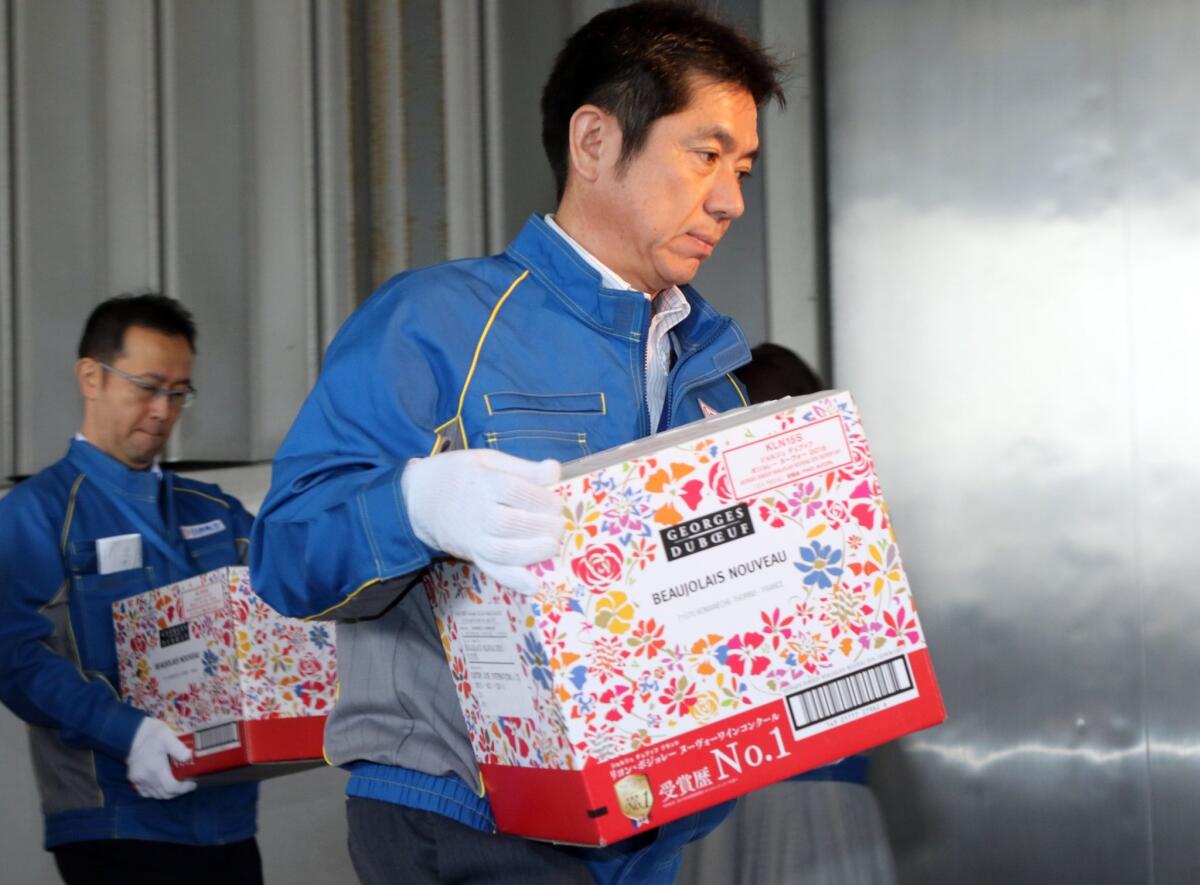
[787,656,914,730]
[193,722,240,755]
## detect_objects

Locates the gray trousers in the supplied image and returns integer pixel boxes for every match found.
[346,797,593,884]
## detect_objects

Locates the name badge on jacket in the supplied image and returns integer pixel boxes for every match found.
[180,519,226,540]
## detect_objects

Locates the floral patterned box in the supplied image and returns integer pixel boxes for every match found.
[426,391,944,846]
[113,566,337,782]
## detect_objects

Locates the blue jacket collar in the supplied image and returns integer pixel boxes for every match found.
[506,213,738,356]
[65,437,162,502]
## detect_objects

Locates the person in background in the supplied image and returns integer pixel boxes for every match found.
[249,2,785,882]
[0,295,262,885]
[677,341,898,885]
[733,341,823,402]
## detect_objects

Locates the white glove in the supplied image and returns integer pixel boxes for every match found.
[402,450,565,594]
[126,717,197,800]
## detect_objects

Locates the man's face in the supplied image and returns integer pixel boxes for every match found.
[78,326,194,470]
[594,77,759,294]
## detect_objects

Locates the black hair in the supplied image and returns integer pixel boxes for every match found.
[739,342,824,405]
[541,0,786,200]
[77,293,197,362]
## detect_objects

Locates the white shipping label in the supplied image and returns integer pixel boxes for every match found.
[178,572,227,620]
[96,533,142,575]
[456,606,538,720]
[723,415,853,499]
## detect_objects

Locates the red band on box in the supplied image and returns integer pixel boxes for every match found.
[172,715,327,779]
[483,648,943,846]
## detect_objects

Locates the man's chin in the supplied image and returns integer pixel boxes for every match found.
[664,257,704,289]
[124,443,165,470]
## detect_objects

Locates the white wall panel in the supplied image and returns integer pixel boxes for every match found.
[314,0,357,356]
[160,0,252,460]
[246,0,320,459]
[103,0,159,294]
[0,0,13,480]
[161,0,330,462]
[364,0,408,287]
[12,0,160,475]
[442,0,486,260]
[13,0,101,473]
[398,0,448,270]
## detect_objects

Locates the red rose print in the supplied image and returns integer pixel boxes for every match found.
[824,500,850,528]
[570,543,624,592]
[708,462,735,503]
[849,441,874,476]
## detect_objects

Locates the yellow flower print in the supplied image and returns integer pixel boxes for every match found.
[690,691,721,724]
[594,591,635,634]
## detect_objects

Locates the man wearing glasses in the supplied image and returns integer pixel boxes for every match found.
[0,294,262,884]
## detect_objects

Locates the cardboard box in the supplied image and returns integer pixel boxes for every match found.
[113,566,336,783]
[425,391,944,845]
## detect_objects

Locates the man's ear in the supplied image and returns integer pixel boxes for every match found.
[76,358,101,401]
[566,104,622,186]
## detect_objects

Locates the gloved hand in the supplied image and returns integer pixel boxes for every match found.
[402,450,565,594]
[126,717,197,800]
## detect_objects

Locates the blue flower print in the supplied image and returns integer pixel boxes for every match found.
[521,633,554,690]
[201,648,220,677]
[794,541,844,589]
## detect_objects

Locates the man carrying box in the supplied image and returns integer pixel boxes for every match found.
[0,295,261,884]
[251,3,783,882]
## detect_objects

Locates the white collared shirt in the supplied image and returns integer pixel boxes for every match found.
[545,215,691,430]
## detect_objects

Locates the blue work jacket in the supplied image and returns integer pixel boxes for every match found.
[0,438,258,848]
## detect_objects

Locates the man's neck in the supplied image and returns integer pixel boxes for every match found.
[552,198,661,297]
[545,214,648,298]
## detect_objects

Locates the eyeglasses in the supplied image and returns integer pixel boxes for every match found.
[96,361,197,409]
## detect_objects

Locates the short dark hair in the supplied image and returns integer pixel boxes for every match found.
[541,0,785,200]
[77,293,196,362]
[739,342,824,404]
